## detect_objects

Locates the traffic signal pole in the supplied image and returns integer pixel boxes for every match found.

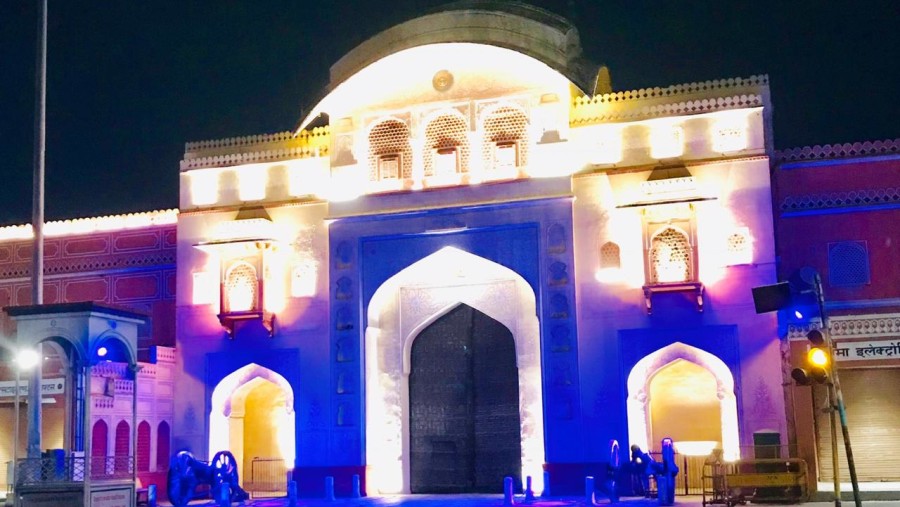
[827,381,839,507]
[812,273,861,507]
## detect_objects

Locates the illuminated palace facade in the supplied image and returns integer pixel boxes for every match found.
[173,5,784,495]
[8,2,896,500]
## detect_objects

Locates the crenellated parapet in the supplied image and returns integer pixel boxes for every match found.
[181,127,331,170]
[571,75,769,125]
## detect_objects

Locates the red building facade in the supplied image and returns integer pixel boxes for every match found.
[773,139,900,488]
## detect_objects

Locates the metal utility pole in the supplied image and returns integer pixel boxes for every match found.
[28,0,48,459]
[812,273,861,507]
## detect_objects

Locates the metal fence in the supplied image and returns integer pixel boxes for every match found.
[248,458,288,498]
[645,445,799,496]
[13,456,134,486]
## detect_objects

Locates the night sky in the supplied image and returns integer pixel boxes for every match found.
[0,1,897,226]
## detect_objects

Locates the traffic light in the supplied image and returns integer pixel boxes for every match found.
[791,329,831,385]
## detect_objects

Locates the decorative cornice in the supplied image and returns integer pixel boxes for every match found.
[576,75,768,106]
[787,313,900,340]
[780,187,900,212]
[570,94,763,125]
[179,145,328,170]
[184,127,329,151]
[775,139,900,163]
[181,127,332,170]
[0,209,178,243]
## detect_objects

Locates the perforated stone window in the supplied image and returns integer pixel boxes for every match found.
[368,119,413,181]
[726,228,752,265]
[224,261,258,312]
[600,241,621,269]
[482,106,529,172]
[649,227,693,284]
[828,241,870,286]
[424,114,469,177]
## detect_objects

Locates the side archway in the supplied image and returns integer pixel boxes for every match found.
[365,246,543,493]
[626,342,739,460]
[209,363,296,481]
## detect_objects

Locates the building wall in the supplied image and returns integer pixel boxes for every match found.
[0,216,177,359]
[774,141,900,488]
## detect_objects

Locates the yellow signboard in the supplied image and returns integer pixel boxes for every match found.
[726,473,803,487]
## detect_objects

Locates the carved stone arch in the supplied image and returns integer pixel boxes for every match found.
[367,116,413,181]
[649,225,693,284]
[421,108,471,176]
[626,341,739,460]
[600,241,621,269]
[365,246,543,494]
[209,363,295,466]
[479,102,531,172]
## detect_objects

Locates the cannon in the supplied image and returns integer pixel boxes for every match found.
[167,450,249,507]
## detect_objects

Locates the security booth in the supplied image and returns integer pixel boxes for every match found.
[4,302,145,507]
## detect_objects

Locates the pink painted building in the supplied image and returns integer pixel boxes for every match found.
[773,139,900,490]
[0,211,177,499]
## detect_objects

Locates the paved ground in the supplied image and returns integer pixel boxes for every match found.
[171,494,900,507]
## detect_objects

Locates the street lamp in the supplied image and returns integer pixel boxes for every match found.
[12,348,40,500]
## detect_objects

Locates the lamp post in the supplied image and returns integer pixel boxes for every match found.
[12,348,40,500]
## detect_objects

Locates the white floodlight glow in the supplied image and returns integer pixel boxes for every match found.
[16,349,41,370]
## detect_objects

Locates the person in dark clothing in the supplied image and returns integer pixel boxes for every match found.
[630,444,652,497]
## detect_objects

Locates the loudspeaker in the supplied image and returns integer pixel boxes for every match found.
[752,282,791,314]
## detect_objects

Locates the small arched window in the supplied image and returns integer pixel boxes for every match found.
[156,421,171,471]
[137,421,151,472]
[114,420,130,472]
[368,119,413,182]
[482,106,529,173]
[726,228,752,265]
[650,227,692,284]
[224,261,258,313]
[424,113,469,177]
[600,241,621,269]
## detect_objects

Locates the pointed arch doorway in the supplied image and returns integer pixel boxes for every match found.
[409,303,521,493]
[209,364,296,487]
[626,342,739,461]
[365,247,544,494]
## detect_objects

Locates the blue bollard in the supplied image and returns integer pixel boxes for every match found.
[524,475,535,502]
[147,484,157,507]
[542,471,551,497]
[585,476,596,504]
[654,438,679,507]
[217,484,230,507]
[288,480,298,507]
[352,474,361,498]
[503,476,515,506]
[325,476,336,501]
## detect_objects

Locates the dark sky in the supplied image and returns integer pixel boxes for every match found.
[0,1,897,226]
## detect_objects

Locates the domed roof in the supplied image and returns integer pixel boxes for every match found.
[297,1,599,130]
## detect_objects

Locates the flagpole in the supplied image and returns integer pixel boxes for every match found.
[27,0,48,460]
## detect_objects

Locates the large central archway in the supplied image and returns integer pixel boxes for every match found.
[409,303,521,493]
[365,247,543,494]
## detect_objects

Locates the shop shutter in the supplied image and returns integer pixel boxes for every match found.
[815,368,900,481]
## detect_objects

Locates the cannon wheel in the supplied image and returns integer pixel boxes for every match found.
[212,450,239,485]
[212,450,250,502]
[167,451,198,507]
